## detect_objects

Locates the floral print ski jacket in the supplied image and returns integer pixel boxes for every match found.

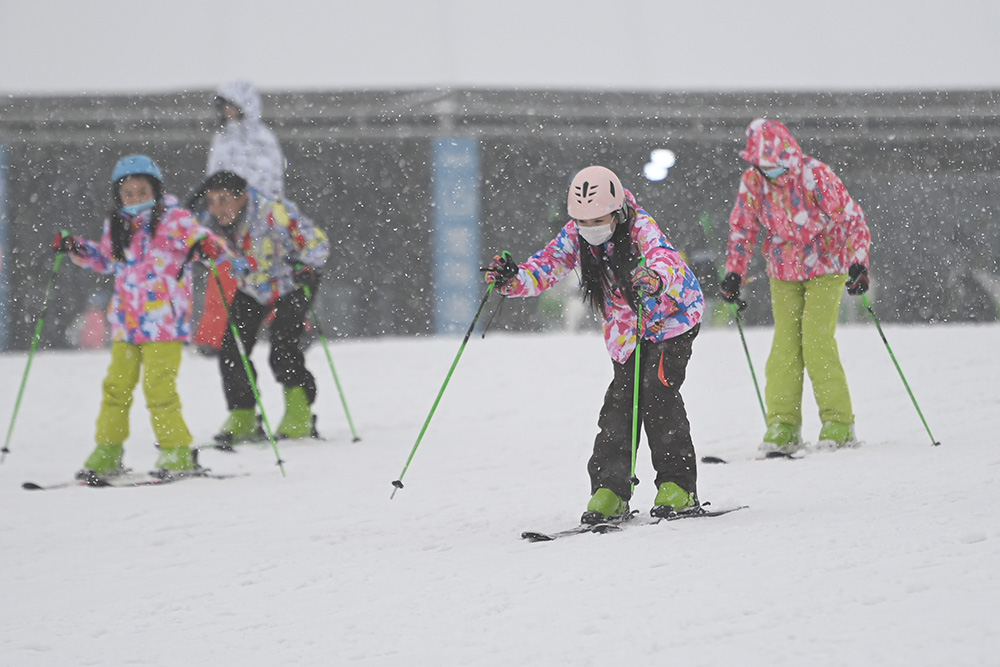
[725,118,871,282]
[498,190,704,364]
[69,196,230,345]
[225,189,330,306]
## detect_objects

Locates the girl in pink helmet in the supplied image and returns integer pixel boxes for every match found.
[485,165,705,524]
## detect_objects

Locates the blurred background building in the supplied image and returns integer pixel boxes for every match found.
[1,88,998,350]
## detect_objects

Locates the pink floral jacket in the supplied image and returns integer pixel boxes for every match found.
[725,119,871,282]
[499,190,704,364]
[70,196,229,344]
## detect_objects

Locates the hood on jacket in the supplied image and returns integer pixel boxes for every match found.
[739,118,803,171]
[215,80,263,123]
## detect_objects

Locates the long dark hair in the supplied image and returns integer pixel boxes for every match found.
[109,175,163,261]
[578,204,640,316]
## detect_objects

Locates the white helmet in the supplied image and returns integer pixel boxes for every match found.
[567,165,624,220]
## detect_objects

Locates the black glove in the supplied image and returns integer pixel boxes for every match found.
[484,251,518,290]
[846,263,869,295]
[719,271,748,312]
[293,264,321,293]
[719,272,742,303]
[52,230,85,255]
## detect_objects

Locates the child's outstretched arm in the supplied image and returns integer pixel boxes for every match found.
[52,229,112,273]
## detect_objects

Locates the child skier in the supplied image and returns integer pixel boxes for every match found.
[200,171,330,443]
[719,118,872,454]
[52,154,238,479]
[485,165,705,524]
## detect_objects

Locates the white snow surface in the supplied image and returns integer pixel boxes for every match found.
[1,322,998,666]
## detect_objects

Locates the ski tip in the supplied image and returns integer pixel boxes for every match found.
[701,455,728,465]
[521,531,553,542]
[764,451,801,460]
[22,482,44,490]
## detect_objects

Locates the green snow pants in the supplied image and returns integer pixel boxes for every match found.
[765,275,854,427]
[95,341,193,449]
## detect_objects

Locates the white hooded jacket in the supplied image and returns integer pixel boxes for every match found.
[207,80,286,198]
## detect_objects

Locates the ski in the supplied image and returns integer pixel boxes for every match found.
[22,469,247,491]
[701,451,803,464]
[653,504,748,522]
[521,505,747,542]
[521,511,638,542]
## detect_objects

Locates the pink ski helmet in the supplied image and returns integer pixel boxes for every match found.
[567,166,624,220]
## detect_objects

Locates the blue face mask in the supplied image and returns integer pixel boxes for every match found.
[760,166,787,180]
[120,199,155,216]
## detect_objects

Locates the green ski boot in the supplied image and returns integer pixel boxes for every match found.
[817,421,857,450]
[581,488,629,525]
[759,422,802,456]
[650,482,698,519]
[75,443,125,480]
[153,446,197,478]
[276,386,314,440]
[214,408,258,445]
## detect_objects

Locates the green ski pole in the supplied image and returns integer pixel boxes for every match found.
[206,258,287,475]
[1,253,64,463]
[300,281,361,442]
[391,284,495,498]
[629,301,643,492]
[732,301,767,424]
[861,294,940,446]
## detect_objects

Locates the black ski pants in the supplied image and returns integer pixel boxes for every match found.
[219,288,317,411]
[588,324,699,502]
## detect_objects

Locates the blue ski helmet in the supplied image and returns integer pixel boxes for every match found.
[111,154,163,184]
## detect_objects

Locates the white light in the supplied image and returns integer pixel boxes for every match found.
[650,149,676,168]
[643,163,669,181]
[644,148,675,181]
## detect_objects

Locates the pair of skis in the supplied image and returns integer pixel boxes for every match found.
[22,469,246,491]
[522,504,748,542]
[701,451,802,465]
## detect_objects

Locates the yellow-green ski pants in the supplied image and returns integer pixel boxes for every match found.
[765,275,854,427]
[95,342,192,449]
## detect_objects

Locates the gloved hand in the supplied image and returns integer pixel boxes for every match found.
[51,230,86,255]
[631,265,663,297]
[229,256,251,277]
[846,263,869,295]
[293,263,321,292]
[719,271,748,312]
[484,251,518,290]
[719,272,742,303]
[193,235,224,261]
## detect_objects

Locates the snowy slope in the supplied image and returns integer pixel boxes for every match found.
[1,322,998,666]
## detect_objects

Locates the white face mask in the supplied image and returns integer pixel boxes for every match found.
[578,223,614,246]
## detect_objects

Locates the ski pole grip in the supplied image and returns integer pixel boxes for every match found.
[176,236,207,281]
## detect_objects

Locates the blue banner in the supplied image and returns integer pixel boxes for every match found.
[432,138,480,334]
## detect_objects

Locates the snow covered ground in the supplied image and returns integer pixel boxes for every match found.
[1,320,998,666]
